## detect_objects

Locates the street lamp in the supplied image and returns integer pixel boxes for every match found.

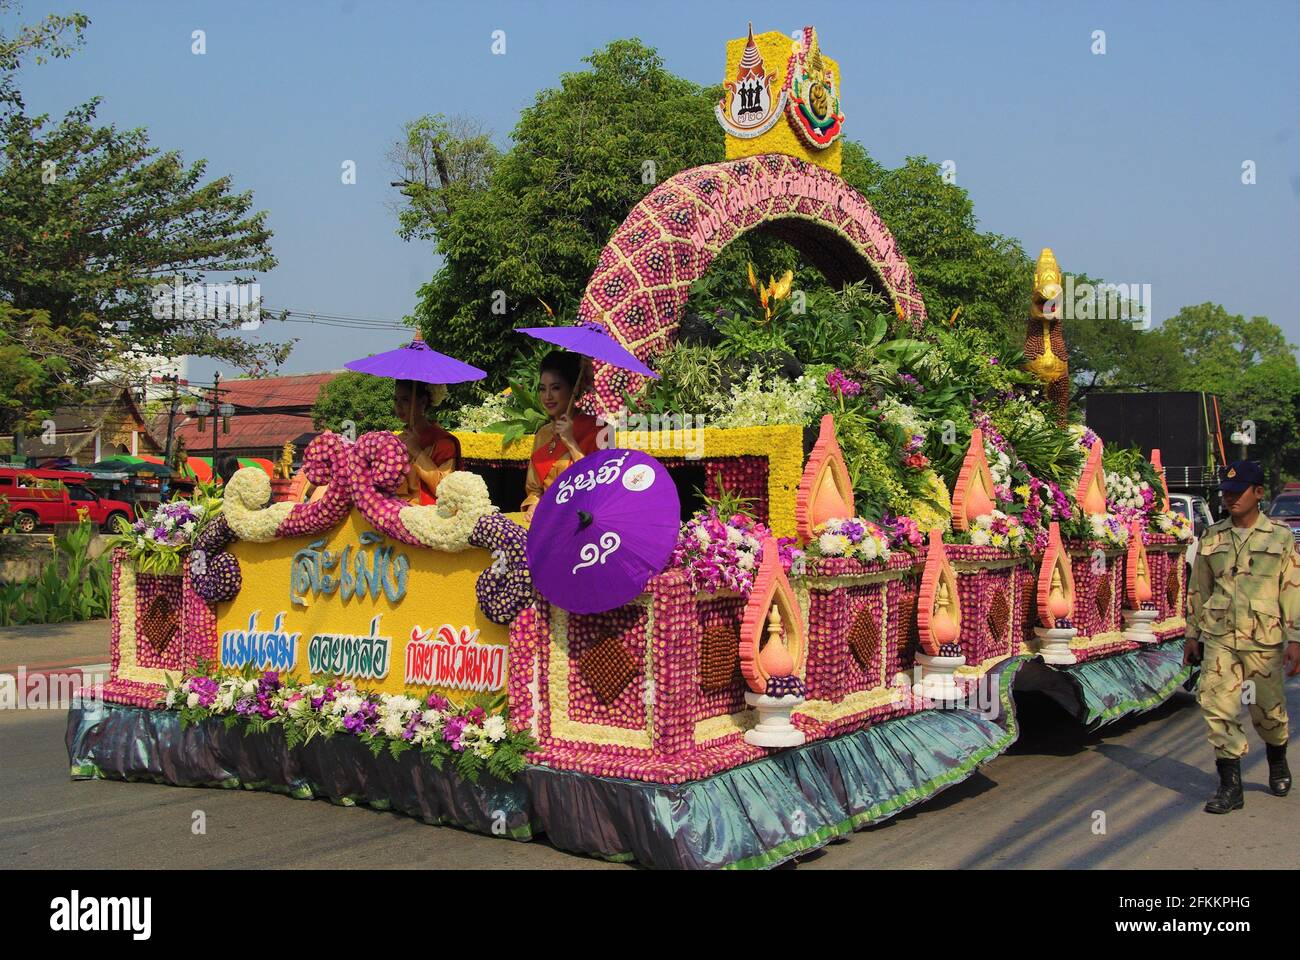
[194,399,211,432]
[219,402,234,435]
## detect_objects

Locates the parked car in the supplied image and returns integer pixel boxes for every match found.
[1266,490,1300,548]
[0,468,135,534]
[1168,492,1215,567]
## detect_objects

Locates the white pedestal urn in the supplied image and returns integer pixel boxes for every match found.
[912,653,966,702]
[1122,608,1159,644]
[743,692,806,748]
[1032,626,1078,665]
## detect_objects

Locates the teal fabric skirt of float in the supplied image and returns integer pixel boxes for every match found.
[1001,638,1195,729]
[65,665,1023,870]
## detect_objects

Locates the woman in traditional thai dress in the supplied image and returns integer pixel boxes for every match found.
[394,378,461,505]
[520,351,602,520]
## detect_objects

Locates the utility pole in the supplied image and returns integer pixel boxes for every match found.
[158,373,184,498]
[160,374,184,466]
[211,370,221,465]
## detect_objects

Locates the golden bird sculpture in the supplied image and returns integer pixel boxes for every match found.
[1024,248,1071,425]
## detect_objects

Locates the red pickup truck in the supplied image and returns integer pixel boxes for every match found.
[0,468,135,534]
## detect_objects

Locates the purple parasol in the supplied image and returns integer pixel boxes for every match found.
[517,322,659,379]
[526,448,680,614]
[344,335,486,384]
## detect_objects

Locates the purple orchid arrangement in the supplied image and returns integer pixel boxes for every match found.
[825,368,862,400]
[670,509,805,595]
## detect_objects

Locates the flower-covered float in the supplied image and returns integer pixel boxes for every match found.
[67,23,1195,870]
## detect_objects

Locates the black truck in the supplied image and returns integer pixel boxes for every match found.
[1085,391,1225,546]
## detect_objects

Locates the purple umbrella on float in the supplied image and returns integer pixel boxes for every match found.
[344,333,487,384]
[516,321,659,380]
[526,448,680,614]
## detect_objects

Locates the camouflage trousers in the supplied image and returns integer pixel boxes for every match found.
[1197,640,1289,760]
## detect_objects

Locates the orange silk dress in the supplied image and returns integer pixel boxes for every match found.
[397,423,461,505]
[520,413,603,515]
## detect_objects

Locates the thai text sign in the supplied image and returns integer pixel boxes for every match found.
[404,625,507,692]
[217,511,508,704]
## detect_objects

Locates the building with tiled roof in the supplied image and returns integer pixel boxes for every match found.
[169,371,340,462]
[5,384,166,466]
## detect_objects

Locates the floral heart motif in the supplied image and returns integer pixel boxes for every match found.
[986,589,1010,642]
[1094,578,1112,622]
[469,514,532,625]
[699,624,740,692]
[141,594,178,653]
[846,603,881,671]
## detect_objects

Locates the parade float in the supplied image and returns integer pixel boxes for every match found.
[66,24,1195,869]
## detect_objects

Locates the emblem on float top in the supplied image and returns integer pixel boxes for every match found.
[785,26,843,149]
[716,22,787,139]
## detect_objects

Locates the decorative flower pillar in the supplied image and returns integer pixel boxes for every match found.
[1150,449,1171,513]
[1076,439,1108,517]
[913,529,965,701]
[795,413,855,541]
[951,428,996,532]
[1121,521,1158,642]
[739,537,807,747]
[1033,522,1077,664]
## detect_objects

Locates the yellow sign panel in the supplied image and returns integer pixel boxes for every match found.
[720,27,843,174]
[216,510,508,705]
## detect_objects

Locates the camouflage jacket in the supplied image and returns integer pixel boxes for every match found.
[1186,513,1300,650]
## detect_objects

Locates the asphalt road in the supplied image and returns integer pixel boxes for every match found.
[3,678,1296,869]
[3,619,1295,868]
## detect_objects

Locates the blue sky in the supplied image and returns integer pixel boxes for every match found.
[14,0,1299,382]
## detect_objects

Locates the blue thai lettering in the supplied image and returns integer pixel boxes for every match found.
[220,610,300,671]
[291,531,408,606]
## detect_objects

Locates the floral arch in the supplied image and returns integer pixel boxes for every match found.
[576,152,927,413]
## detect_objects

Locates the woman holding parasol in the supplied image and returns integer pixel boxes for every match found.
[520,350,602,519]
[393,379,461,505]
[516,316,660,520]
[343,333,486,506]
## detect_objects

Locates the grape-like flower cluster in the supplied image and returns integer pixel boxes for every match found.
[469,513,532,624]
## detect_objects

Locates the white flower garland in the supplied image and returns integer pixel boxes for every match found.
[398,471,496,552]
[1105,470,1151,511]
[966,508,1027,550]
[223,468,294,542]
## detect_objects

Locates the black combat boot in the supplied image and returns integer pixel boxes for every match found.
[1204,758,1244,814]
[1266,743,1291,797]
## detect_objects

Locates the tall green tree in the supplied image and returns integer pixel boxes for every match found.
[398,39,1049,386]
[840,146,1035,349]
[312,371,404,435]
[403,39,725,387]
[1158,303,1300,487]
[0,1,88,108]
[0,9,290,439]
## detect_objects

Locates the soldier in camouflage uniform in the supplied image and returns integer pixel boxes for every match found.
[1185,460,1300,813]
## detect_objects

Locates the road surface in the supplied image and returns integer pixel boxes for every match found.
[2,620,1296,868]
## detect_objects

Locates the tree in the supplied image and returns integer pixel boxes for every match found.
[0,1,88,109]
[0,10,290,438]
[1064,293,1190,400]
[388,113,500,243]
[397,40,1056,389]
[1158,303,1300,487]
[312,372,404,435]
[403,39,725,389]
[840,146,1035,351]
